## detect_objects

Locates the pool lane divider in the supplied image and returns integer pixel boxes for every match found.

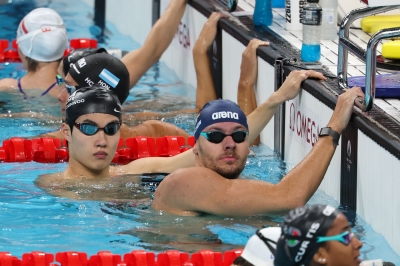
[0,249,243,266]
[0,136,195,164]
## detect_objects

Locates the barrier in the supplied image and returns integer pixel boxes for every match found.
[0,136,195,164]
[0,249,243,266]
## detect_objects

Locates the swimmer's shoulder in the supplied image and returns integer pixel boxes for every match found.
[0,78,18,90]
[35,172,64,188]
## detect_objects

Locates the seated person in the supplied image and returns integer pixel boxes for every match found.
[0,7,67,98]
[232,227,281,266]
[274,204,362,266]
[152,87,365,216]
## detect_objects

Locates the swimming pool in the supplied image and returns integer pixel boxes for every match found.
[0,0,399,263]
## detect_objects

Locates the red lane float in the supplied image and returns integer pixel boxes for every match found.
[0,136,196,164]
[0,249,243,266]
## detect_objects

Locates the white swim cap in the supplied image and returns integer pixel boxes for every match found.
[240,227,281,266]
[16,8,68,62]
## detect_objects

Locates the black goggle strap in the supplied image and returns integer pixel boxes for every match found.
[256,229,277,255]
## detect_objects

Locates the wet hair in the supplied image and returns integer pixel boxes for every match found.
[232,257,254,266]
[26,56,62,72]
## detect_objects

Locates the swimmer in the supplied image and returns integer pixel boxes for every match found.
[0,8,68,98]
[232,227,281,266]
[274,205,363,266]
[152,87,365,216]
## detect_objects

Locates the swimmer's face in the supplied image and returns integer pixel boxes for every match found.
[193,122,250,179]
[314,214,362,266]
[58,73,79,120]
[62,113,121,173]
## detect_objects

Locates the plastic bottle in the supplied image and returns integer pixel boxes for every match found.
[300,0,322,62]
[253,0,273,28]
[285,0,304,31]
[319,0,338,40]
[272,0,285,8]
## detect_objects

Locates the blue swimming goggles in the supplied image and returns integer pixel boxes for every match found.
[200,131,248,144]
[74,122,121,136]
[66,83,80,95]
[316,231,354,245]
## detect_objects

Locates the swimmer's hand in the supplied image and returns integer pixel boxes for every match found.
[193,12,228,54]
[275,70,327,102]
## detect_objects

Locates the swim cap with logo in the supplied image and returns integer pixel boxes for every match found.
[17,8,68,62]
[194,99,248,140]
[240,227,281,266]
[65,85,122,125]
[274,205,340,266]
[68,53,130,104]
[62,48,108,76]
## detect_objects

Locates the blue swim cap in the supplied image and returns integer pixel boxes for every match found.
[194,99,248,140]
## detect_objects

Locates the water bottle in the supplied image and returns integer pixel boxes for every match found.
[253,0,273,28]
[272,0,285,8]
[300,0,322,62]
[319,0,338,40]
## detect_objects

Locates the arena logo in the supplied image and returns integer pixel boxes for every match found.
[212,111,239,120]
[175,21,190,49]
[289,102,320,147]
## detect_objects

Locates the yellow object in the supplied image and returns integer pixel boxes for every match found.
[382,41,400,59]
[361,15,400,33]
[370,22,400,38]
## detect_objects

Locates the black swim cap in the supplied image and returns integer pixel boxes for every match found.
[63,48,108,76]
[274,205,340,266]
[65,85,122,125]
[68,53,130,104]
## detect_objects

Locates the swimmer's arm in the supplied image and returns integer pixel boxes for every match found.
[121,148,195,174]
[40,130,64,139]
[119,120,190,139]
[152,167,300,216]
[194,12,227,110]
[0,78,18,90]
[121,0,187,88]
[121,109,197,122]
[247,70,326,143]
[237,39,270,146]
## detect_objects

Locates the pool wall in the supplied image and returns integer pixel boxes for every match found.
[102,0,400,256]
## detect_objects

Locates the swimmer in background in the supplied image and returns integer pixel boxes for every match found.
[0,8,68,98]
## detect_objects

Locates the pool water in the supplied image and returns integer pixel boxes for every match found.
[0,0,399,264]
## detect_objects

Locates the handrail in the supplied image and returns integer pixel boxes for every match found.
[337,5,400,111]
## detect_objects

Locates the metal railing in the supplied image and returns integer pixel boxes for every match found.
[337,5,400,111]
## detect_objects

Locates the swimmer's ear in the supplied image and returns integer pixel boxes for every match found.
[313,247,328,265]
[193,143,199,156]
[61,123,71,141]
